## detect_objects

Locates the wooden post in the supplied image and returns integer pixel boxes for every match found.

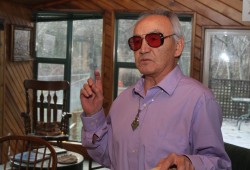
[0,23,5,136]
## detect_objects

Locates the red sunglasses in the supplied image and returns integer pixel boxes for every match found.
[128,33,175,51]
[128,32,175,51]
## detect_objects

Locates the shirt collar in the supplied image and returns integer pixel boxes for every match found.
[133,65,184,96]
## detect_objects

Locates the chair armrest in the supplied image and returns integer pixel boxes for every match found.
[21,112,29,117]
[60,112,72,135]
[21,112,31,134]
[65,112,72,118]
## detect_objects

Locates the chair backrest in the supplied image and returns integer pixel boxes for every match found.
[0,135,57,170]
[21,79,70,137]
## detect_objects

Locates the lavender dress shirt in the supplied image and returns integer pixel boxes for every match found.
[81,65,231,170]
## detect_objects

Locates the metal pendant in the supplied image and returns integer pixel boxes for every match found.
[131,118,139,131]
[131,110,140,131]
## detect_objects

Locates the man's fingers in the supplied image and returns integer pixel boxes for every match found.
[81,83,94,98]
[87,77,94,87]
[94,70,102,89]
[169,164,177,170]
[81,71,103,99]
[82,71,103,98]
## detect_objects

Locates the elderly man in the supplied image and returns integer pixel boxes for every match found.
[80,10,231,170]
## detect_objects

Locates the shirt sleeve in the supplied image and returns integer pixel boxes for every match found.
[81,108,111,167]
[185,94,232,170]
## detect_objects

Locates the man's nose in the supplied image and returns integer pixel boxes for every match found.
[139,38,150,53]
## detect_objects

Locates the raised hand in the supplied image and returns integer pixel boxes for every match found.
[80,70,104,116]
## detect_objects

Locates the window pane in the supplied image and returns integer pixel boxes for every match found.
[70,19,103,141]
[37,63,64,81]
[118,68,141,95]
[37,63,65,122]
[70,19,103,112]
[36,21,67,58]
[35,15,103,142]
[117,19,136,62]
[178,21,192,76]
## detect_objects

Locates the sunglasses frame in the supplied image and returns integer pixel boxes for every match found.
[128,32,175,51]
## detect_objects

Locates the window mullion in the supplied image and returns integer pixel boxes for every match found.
[64,20,73,111]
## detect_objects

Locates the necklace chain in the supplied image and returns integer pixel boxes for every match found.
[131,90,163,131]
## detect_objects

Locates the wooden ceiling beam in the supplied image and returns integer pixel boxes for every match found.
[89,0,116,11]
[112,0,145,10]
[75,0,103,11]
[32,0,73,10]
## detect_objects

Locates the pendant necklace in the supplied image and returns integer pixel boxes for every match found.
[131,109,140,131]
[131,90,163,131]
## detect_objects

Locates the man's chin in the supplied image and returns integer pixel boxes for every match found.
[138,66,154,75]
[138,70,153,76]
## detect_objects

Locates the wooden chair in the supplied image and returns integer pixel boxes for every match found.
[0,135,57,170]
[21,79,71,144]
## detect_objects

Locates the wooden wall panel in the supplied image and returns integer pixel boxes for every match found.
[196,14,217,27]
[0,31,5,136]
[177,0,239,25]
[219,0,242,11]
[153,0,191,12]
[73,1,103,11]
[0,1,33,137]
[197,0,243,24]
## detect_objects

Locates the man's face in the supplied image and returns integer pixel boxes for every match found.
[133,15,183,79]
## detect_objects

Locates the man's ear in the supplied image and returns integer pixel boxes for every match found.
[174,37,184,58]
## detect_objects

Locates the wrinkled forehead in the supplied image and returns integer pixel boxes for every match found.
[133,15,173,35]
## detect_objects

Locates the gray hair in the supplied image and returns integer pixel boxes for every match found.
[135,10,183,42]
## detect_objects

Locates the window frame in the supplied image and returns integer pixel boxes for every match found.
[33,12,103,142]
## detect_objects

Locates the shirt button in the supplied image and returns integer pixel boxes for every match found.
[132,149,137,153]
[91,121,95,127]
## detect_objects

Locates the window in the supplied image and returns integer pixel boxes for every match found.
[203,27,250,149]
[35,13,103,142]
[114,13,193,97]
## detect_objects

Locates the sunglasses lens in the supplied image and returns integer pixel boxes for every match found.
[128,36,142,51]
[145,33,162,47]
[128,33,164,51]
